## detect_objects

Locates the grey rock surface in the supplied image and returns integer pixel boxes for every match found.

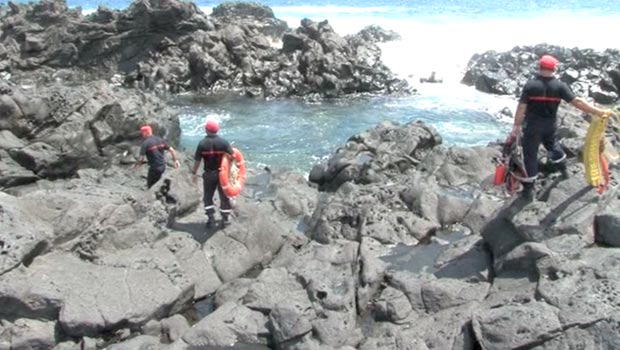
[473,302,562,350]
[181,302,269,347]
[0,192,52,275]
[0,253,191,337]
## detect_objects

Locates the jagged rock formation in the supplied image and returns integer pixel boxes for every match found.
[0,0,410,99]
[462,43,620,104]
[5,100,620,349]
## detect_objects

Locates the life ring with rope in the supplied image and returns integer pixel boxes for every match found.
[219,148,246,197]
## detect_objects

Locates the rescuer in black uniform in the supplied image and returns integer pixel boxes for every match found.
[134,125,180,188]
[191,120,234,228]
[511,55,609,201]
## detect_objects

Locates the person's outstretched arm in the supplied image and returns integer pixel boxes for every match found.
[511,102,527,136]
[570,97,608,116]
[133,155,145,169]
[168,146,180,168]
[134,142,147,169]
[191,161,201,184]
[191,144,202,184]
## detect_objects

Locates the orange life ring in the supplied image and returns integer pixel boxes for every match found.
[598,153,610,194]
[219,148,246,197]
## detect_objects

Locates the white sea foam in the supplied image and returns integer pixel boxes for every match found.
[269,8,620,84]
[179,111,232,137]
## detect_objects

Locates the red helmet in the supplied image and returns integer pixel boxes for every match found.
[205,120,219,133]
[539,55,559,70]
[140,125,152,137]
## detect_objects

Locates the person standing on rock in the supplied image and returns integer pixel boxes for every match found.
[191,120,234,228]
[134,125,180,188]
[511,54,609,201]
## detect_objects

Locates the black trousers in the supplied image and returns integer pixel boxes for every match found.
[203,170,232,218]
[147,167,165,188]
[522,117,566,189]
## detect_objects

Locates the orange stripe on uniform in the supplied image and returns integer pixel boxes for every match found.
[528,96,561,102]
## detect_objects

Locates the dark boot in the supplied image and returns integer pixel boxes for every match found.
[206,214,216,228]
[520,185,534,202]
[559,166,569,180]
[221,214,230,227]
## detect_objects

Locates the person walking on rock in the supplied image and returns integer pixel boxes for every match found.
[511,54,609,201]
[134,125,180,188]
[191,120,234,228]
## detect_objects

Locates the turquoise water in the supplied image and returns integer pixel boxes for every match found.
[174,89,511,171]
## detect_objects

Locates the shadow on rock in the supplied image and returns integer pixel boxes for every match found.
[169,221,220,244]
[539,185,592,227]
[480,196,536,258]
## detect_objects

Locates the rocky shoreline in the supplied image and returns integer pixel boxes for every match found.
[2,0,620,349]
[0,0,409,100]
[462,43,620,105]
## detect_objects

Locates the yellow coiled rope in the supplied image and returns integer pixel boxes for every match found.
[583,110,612,192]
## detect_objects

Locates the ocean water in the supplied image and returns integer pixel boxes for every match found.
[10,0,620,171]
